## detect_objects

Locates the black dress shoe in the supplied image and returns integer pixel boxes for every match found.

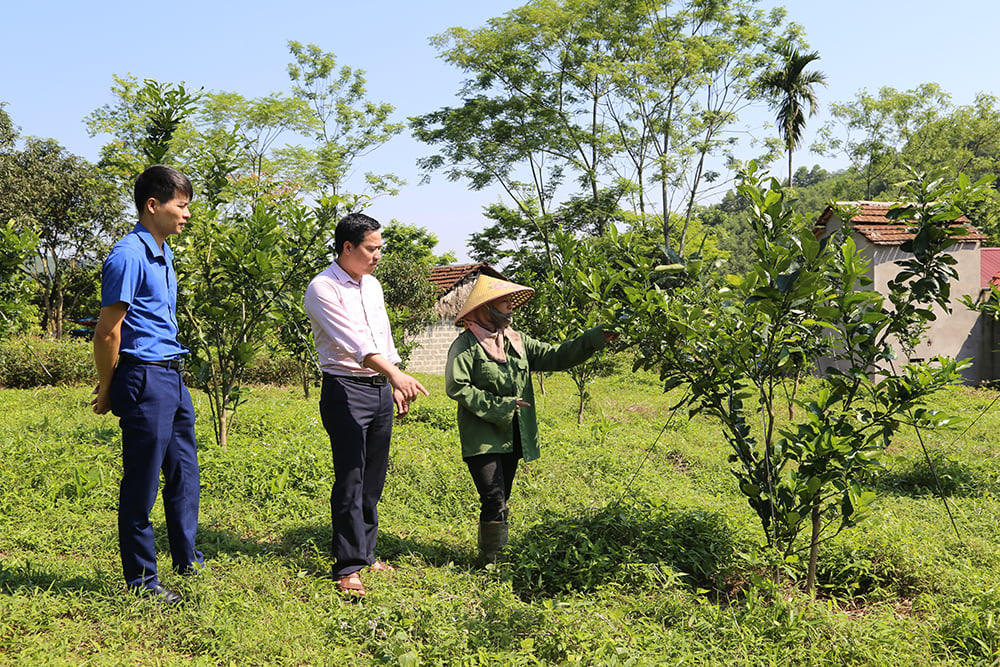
[133,584,183,605]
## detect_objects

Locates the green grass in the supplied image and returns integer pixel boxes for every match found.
[2,374,1000,664]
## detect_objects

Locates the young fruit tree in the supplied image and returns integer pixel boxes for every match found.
[173,198,337,447]
[526,230,620,424]
[611,164,983,594]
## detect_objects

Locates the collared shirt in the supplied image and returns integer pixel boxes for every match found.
[101,223,189,361]
[304,259,401,376]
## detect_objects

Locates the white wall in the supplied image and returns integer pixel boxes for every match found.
[866,240,984,381]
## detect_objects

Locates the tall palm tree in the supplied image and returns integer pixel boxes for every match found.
[760,43,827,187]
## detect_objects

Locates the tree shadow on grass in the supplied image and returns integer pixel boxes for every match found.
[376,531,479,570]
[875,453,999,498]
[2,503,735,601]
[195,524,276,560]
[0,521,372,597]
[502,500,738,602]
[0,521,277,598]
[73,423,121,448]
[274,502,740,598]
[278,522,479,578]
[0,560,108,596]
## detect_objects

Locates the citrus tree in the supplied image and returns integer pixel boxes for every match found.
[174,197,336,447]
[528,230,620,424]
[0,220,38,335]
[88,70,408,446]
[612,164,982,593]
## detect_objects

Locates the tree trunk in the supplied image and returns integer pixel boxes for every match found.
[46,248,61,337]
[218,408,229,448]
[789,370,800,421]
[659,86,678,253]
[680,150,708,255]
[53,281,65,338]
[807,504,820,597]
[39,283,52,334]
[661,139,671,252]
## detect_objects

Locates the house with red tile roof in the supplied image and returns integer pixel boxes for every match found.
[405,263,506,374]
[815,201,993,382]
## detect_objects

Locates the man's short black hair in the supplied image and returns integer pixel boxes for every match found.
[334,213,381,255]
[134,165,193,214]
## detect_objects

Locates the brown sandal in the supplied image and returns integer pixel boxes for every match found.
[336,572,365,599]
[370,560,396,572]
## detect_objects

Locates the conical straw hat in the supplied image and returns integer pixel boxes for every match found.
[455,275,535,326]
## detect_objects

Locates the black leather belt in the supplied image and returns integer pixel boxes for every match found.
[327,373,388,386]
[118,352,185,371]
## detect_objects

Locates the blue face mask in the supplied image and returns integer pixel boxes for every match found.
[488,306,513,328]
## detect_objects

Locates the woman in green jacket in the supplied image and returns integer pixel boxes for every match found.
[445,275,613,564]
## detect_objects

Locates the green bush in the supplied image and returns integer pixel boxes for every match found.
[241,353,310,386]
[508,500,737,598]
[0,336,94,388]
[0,336,312,389]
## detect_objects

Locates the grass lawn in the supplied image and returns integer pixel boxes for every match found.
[1,370,999,665]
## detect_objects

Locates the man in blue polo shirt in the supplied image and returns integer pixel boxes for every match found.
[92,165,203,605]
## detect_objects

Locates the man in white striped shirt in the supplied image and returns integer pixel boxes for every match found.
[305,212,428,599]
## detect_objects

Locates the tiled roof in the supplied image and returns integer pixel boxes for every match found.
[816,201,985,246]
[982,248,1000,288]
[427,263,505,293]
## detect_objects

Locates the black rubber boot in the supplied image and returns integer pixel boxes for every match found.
[477,521,509,565]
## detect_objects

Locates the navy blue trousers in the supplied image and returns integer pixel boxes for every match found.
[110,362,202,589]
[320,375,393,578]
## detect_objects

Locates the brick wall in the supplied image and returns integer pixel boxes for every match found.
[405,278,481,375]
[405,320,461,375]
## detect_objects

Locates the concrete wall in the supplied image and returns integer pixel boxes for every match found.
[867,240,985,382]
[818,215,993,383]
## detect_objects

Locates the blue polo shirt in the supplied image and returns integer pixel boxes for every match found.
[101,223,189,361]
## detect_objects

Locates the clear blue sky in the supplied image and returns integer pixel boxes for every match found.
[3,0,997,261]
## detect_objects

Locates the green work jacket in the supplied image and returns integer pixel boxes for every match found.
[445,326,607,462]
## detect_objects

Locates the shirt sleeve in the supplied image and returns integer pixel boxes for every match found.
[371,279,402,366]
[101,246,141,308]
[522,326,607,372]
[305,275,379,365]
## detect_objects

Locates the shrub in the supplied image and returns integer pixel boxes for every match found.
[241,353,309,386]
[0,336,314,389]
[401,404,455,431]
[508,500,736,598]
[0,336,94,388]
[813,540,925,600]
